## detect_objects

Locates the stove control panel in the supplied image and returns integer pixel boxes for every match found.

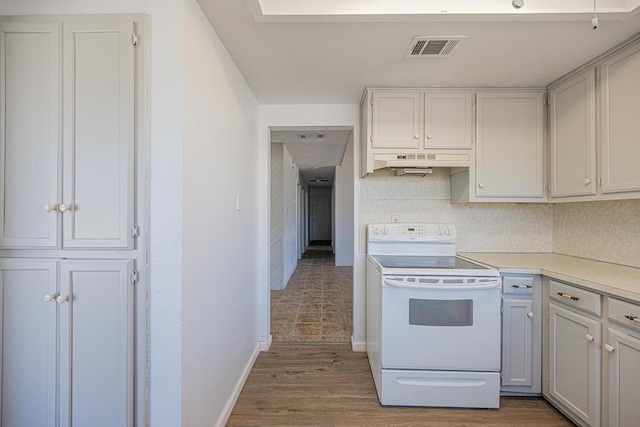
[399,226,426,237]
[368,223,456,242]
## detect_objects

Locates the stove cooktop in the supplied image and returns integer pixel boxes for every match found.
[372,255,491,271]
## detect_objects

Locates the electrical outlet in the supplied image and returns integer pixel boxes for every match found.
[391,215,400,223]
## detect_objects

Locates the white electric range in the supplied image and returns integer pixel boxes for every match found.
[366,223,501,408]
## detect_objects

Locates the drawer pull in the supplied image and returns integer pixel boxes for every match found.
[512,284,532,289]
[624,315,640,324]
[585,334,594,342]
[604,344,615,353]
[557,292,579,301]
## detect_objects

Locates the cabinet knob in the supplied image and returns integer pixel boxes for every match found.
[527,312,534,318]
[604,344,615,353]
[56,295,69,304]
[426,134,432,139]
[478,183,484,189]
[44,204,58,213]
[414,134,420,139]
[585,334,594,342]
[58,204,73,212]
[584,178,591,185]
[44,293,58,302]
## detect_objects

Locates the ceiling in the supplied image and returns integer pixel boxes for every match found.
[198,0,640,104]
[271,128,352,188]
[197,0,640,184]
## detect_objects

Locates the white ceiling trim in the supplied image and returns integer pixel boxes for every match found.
[247,0,640,22]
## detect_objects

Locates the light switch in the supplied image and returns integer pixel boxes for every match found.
[236,193,242,211]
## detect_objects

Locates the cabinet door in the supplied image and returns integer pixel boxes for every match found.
[548,303,601,427]
[0,259,58,427]
[550,69,597,197]
[502,298,533,387]
[600,43,640,194]
[62,22,135,249]
[476,92,545,198]
[424,92,473,149]
[58,260,134,427]
[371,91,422,149]
[0,23,60,248]
[606,328,640,427]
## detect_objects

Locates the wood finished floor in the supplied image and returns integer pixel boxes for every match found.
[270,250,352,343]
[227,343,575,426]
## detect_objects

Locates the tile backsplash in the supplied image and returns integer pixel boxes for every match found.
[553,199,640,268]
[359,169,640,268]
[359,168,554,253]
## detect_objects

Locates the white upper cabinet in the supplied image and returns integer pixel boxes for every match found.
[0,21,135,250]
[62,22,135,249]
[424,91,473,149]
[549,69,597,198]
[475,91,545,200]
[0,23,60,248]
[599,42,640,194]
[370,90,422,149]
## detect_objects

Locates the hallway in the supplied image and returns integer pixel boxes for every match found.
[270,249,352,342]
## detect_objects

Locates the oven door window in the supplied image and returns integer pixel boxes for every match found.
[409,299,473,326]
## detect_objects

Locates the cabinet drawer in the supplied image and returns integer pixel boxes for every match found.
[502,276,534,295]
[608,298,640,332]
[549,280,602,316]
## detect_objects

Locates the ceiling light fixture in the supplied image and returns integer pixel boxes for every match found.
[511,0,524,9]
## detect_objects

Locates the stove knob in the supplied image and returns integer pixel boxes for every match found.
[371,227,379,236]
[436,229,443,236]
[445,228,452,236]
[381,227,389,235]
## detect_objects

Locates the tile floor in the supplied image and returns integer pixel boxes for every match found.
[270,249,353,342]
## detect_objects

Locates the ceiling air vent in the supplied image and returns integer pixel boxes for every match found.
[405,36,466,58]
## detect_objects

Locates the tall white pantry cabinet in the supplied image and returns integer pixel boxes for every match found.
[0,17,143,427]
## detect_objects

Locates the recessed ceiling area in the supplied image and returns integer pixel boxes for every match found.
[248,0,640,22]
[196,0,640,104]
[271,128,352,187]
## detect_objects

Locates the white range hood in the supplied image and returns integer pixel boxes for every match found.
[373,152,470,171]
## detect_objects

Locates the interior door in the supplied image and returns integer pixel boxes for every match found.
[310,190,331,241]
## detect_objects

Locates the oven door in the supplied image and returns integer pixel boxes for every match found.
[380,276,501,371]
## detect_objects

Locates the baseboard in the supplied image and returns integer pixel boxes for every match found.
[351,336,366,352]
[260,334,272,351]
[215,341,261,427]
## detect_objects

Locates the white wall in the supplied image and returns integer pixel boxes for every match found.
[270,144,284,290]
[282,146,299,285]
[182,1,260,426]
[335,136,355,266]
[0,0,149,14]
[258,104,360,348]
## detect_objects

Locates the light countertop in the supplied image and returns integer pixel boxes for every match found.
[459,252,640,303]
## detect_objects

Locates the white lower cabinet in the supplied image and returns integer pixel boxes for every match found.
[605,328,640,427]
[604,297,640,427]
[548,302,601,427]
[0,258,134,427]
[501,275,541,394]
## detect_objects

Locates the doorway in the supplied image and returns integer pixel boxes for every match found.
[268,126,354,343]
[309,188,332,244]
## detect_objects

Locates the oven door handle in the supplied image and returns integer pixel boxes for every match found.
[383,278,501,290]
